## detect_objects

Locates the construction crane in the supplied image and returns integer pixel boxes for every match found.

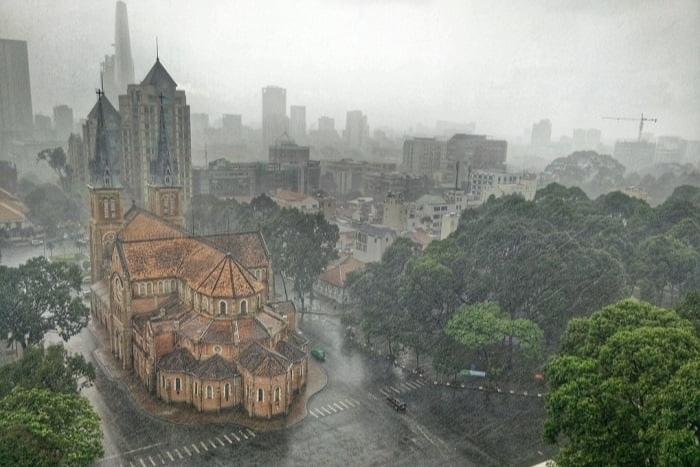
[603,113,657,142]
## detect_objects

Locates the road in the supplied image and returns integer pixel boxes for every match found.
[2,243,555,466]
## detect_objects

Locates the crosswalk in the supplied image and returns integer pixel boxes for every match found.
[308,398,361,418]
[110,429,256,467]
[378,378,428,397]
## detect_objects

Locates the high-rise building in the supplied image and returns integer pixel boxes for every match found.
[262,86,287,154]
[0,39,34,150]
[101,1,135,103]
[222,113,242,141]
[345,110,368,151]
[446,134,507,174]
[402,137,445,177]
[531,119,552,147]
[318,116,335,132]
[613,140,656,171]
[289,105,306,142]
[572,128,601,152]
[53,104,74,141]
[119,58,191,205]
[655,136,687,165]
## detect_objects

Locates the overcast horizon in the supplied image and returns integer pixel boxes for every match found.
[1,0,699,143]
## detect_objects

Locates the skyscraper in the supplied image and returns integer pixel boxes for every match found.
[101,1,135,103]
[289,105,306,142]
[53,104,74,141]
[531,119,552,147]
[119,58,191,205]
[0,38,34,151]
[262,86,287,153]
[345,110,368,151]
[114,1,135,93]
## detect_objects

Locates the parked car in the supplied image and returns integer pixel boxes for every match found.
[387,396,406,411]
[31,239,44,246]
[310,347,325,361]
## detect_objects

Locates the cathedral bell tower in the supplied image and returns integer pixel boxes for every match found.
[88,89,124,283]
[147,92,184,227]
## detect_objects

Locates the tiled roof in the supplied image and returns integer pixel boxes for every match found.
[178,313,213,341]
[255,310,286,337]
[87,94,120,121]
[238,342,290,377]
[118,209,185,242]
[267,301,296,317]
[117,210,266,299]
[274,189,309,202]
[288,330,309,349]
[318,256,365,288]
[204,232,269,269]
[192,354,238,380]
[200,319,234,343]
[236,317,268,343]
[0,202,26,222]
[194,253,265,298]
[275,340,306,363]
[352,222,396,238]
[158,347,197,372]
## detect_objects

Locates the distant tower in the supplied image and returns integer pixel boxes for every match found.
[345,110,368,151]
[531,119,552,147]
[87,89,124,283]
[262,86,288,154]
[114,1,135,93]
[0,39,34,152]
[289,105,306,142]
[148,93,184,227]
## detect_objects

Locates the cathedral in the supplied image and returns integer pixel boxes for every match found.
[87,59,308,419]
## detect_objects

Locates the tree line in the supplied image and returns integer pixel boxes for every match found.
[345,183,700,381]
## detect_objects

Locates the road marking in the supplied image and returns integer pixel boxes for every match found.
[191,443,200,454]
[175,449,183,459]
[216,437,225,446]
[223,434,233,444]
[338,400,349,409]
[166,451,174,461]
[130,462,136,467]
[320,406,332,415]
[208,439,218,448]
[389,386,400,393]
[345,398,357,407]
[246,429,256,437]
[200,441,208,451]
[310,409,319,418]
[350,398,360,405]
[240,430,249,440]
[231,432,240,442]
[183,446,192,456]
[148,456,156,466]
[333,402,344,411]
[379,389,391,397]
[327,404,338,413]
[405,381,419,389]
[139,458,147,467]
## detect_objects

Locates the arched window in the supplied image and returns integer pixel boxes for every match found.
[162,195,170,215]
[194,382,198,396]
[147,282,153,295]
[139,283,146,296]
[102,198,109,219]
[202,297,209,312]
[224,383,230,401]
[257,388,264,402]
[206,385,213,399]
[175,377,181,393]
[274,387,280,403]
[161,375,165,388]
[219,301,227,315]
[171,279,176,292]
[109,198,116,218]
[240,300,247,315]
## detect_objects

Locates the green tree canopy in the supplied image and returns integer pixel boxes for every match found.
[0,257,89,349]
[0,387,103,467]
[0,344,96,397]
[544,299,700,467]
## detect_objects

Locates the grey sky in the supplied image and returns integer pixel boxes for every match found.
[1,0,698,141]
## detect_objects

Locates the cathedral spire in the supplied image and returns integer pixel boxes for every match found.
[150,92,176,186]
[90,88,117,187]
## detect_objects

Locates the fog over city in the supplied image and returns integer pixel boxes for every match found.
[2,0,699,140]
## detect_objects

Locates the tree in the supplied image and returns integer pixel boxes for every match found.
[0,344,96,398]
[544,299,700,467]
[262,208,338,311]
[0,387,103,467]
[36,147,72,192]
[0,257,89,349]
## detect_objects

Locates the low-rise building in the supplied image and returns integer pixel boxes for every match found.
[352,223,397,263]
[314,255,366,305]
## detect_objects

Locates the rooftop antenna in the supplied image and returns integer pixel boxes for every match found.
[100,70,104,95]
[156,36,159,61]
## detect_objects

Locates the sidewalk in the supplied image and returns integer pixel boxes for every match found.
[89,322,327,432]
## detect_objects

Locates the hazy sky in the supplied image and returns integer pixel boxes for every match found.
[1,0,699,141]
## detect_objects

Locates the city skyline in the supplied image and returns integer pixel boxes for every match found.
[1,0,698,142]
